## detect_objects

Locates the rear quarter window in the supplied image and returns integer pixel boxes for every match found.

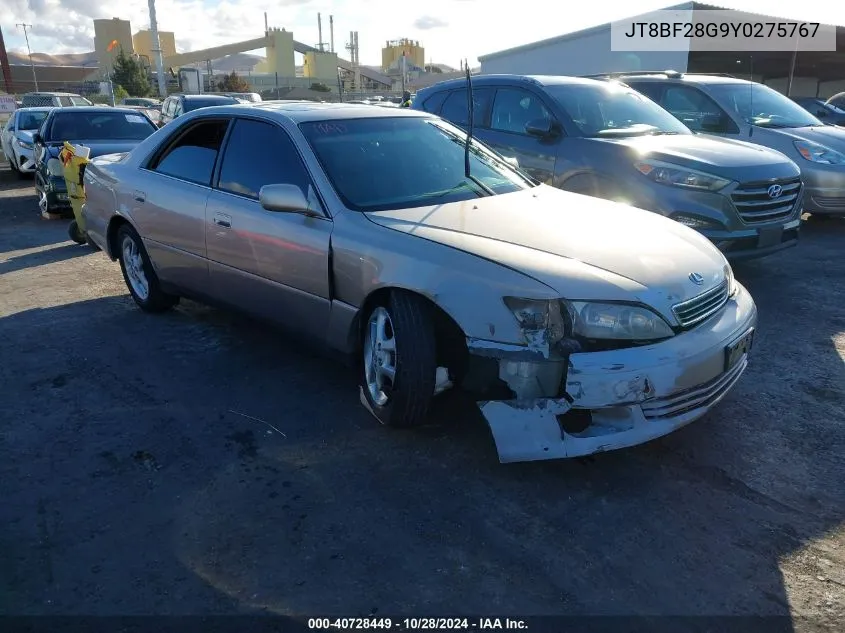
[419,90,448,114]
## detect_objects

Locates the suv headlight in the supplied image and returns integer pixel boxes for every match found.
[568,301,674,341]
[503,298,567,347]
[794,140,845,165]
[635,159,731,191]
[16,137,34,150]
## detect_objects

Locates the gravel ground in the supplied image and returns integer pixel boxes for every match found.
[0,163,843,630]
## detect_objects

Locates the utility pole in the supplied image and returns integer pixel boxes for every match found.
[16,23,38,91]
[147,0,167,98]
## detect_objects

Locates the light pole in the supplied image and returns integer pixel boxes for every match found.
[16,23,38,91]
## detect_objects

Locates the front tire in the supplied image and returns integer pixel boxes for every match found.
[360,291,437,428]
[116,224,179,313]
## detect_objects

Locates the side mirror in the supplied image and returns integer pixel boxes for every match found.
[32,132,43,145]
[525,118,556,139]
[259,184,316,215]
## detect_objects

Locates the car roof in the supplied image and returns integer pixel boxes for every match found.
[418,74,632,94]
[48,106,155,115]
[181,94,238,100]
[15,106,54,112]
[181,101,432,123]
[24,91,82,96]
[613,73,750,85]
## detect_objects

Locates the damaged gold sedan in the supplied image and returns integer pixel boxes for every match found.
[82,103,757,463]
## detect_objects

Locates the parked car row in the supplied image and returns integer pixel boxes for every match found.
[6,71,841,463]
[413,71,845,262]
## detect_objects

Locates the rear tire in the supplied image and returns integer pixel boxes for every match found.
[359,291,437,428]
[116,224,179,313]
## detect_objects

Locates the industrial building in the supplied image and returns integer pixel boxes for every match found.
[382,39,425,71]
[132,29,177,63]
[93,18,133,74]
[478,1,845,98]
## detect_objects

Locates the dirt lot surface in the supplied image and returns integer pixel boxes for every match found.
[1,164,843,630]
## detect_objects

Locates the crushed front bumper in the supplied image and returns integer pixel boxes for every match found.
[473,283,757,463]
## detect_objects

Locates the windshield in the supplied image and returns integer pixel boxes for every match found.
[70,96,92,106]
[710,83,822,128]
[545,83,692,137]
[18,111,49,131]
[185,98,238,111]
[48,111,157,141]
[300,116,534,212]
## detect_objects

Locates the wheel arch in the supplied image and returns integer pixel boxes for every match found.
[106,214,136,261]
[349,286,469,371]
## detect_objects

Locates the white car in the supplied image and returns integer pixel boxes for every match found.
[1,107,52,176]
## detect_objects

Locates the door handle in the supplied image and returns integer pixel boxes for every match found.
[133,190,146,203]
[213,212,232,228]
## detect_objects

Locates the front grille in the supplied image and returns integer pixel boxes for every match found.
[672,280,729,328]
[640,356,747,420]
[731,177,802,224]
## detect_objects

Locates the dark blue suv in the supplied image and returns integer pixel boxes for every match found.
[413,75,804,261]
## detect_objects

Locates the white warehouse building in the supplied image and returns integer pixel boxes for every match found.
[478,1,845,98]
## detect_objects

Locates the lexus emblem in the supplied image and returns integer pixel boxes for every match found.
[689,272,705,285]
[767,184,783,199]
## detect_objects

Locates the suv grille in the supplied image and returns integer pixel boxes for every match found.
[672,280,729,328]
[731,177,802,224]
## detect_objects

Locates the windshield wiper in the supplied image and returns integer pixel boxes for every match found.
[422,181,485,203]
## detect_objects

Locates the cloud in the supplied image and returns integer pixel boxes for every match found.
[413,15,448,30]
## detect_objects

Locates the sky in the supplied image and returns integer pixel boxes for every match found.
[2,0,841,68]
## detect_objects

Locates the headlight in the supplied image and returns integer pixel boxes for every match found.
[503,297,567,347]
[568,301,674,341]
[725,264,738,297]
[47,157,64,177]
[15,138,34,150]
[635,159,731,192]
[794,140,845,165]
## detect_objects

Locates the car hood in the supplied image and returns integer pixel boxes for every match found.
[365,185,728,317]
[44,140,143,160]
[15,130,35,144]
[592,133,798,181]
[758,124,845,150]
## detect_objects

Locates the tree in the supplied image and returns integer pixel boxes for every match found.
[218,71,251,93]
[113,85,129,101]
[111,48,151,97]
[310,82,331,92]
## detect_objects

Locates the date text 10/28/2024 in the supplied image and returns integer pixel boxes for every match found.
[308,618,528,630]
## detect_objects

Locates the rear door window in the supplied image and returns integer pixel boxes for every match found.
[150,119,230,186]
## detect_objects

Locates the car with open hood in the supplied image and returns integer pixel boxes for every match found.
[613,72,845,218]
[81,102,757,463]
[1,106,52,177]
[32,106,158,217]
[414,74,803,261]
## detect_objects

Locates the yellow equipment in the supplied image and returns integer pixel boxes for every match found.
[59,141,91,244]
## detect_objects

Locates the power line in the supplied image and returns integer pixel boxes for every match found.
[15,23,38,91]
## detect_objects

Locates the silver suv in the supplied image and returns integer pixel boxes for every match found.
[21,92,92,108]
[612,71,845,218]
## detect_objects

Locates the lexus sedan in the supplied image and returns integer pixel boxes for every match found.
[81,103,757,463]
[1,107,52,176]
